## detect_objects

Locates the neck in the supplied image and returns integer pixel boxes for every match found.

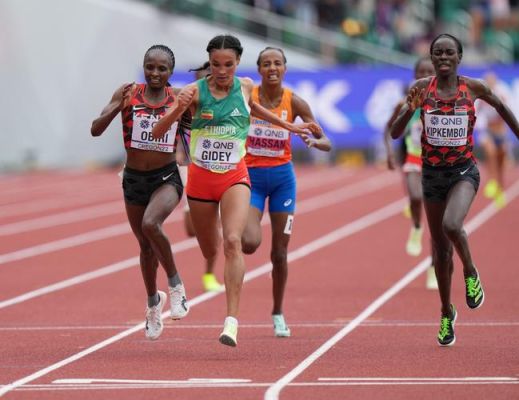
[260,84,283,108]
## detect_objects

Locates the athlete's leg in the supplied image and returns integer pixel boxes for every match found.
[269,212,292,315]
[125,203,159,296]
[424,200,454,317]
[141,184,181,278]
[405,171,423,228]
[242,206,263,254]
[242,167,267,254]
[219,184,251,317]
[443,181,478,278]
[188,199,221,276]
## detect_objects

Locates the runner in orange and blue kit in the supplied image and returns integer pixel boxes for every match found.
[242,47,331,337]
[389,34,519,347]
[90,45,189,342]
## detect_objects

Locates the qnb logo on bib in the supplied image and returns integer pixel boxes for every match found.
[425,114,468,147]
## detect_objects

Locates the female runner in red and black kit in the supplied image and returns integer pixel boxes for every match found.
[389,34,519,346]
[91,45,189,342]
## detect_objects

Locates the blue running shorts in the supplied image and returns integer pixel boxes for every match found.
[248,162,296,213]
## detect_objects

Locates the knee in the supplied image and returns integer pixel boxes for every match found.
[270,248,288,268]
[223,234,242,258]
[431,242,453,265]
[137,239,154,257]
[442,219,463,240]
[141,217,161,238]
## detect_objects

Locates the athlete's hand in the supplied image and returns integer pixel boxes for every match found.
[299,133,318,148]
[178,86,196,109]
[121,82,136,110]
[406,87,424,112]
[290,121,321,136]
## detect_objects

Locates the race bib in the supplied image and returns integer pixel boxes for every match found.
[131,113,177,153]
[247,122,290,158]
[424,114,468,147]
[194,137,241,172]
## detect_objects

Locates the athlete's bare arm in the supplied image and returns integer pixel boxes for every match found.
[152,84,199,139]
[91,82,135,136]
[291,93,330,151]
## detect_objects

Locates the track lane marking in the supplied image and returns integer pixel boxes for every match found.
[0,196,406,397]
[264,179,519,400]
[0,171,398,311]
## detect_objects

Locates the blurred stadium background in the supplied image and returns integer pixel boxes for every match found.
[1,0,518,170]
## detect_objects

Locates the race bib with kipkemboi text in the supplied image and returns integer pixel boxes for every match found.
[424,114,468,147]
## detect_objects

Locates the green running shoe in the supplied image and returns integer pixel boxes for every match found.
[465,268,485,309]
[438,304,457,346]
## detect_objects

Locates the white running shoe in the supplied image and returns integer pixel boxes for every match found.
[145,290,166,340]
[272,314,291,337]
[219,317,238,347]
[406,226,423,256]
[169,283,189,320]
[426,266,439,290]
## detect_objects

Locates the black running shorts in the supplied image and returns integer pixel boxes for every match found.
[122,162,183,206]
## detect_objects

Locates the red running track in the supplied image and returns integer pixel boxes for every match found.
[0,165,518,400]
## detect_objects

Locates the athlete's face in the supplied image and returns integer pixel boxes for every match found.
[257,49,286,86]
[415,60,434,80]
[430,37,461,77]
[209,49,240,88]
[143,50,173,89]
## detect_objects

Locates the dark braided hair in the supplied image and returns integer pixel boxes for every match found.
[256,47,287,66]
[429,33,463,56]
[206,35,243,57]
[189,61,210,72]
[144,44,175,70]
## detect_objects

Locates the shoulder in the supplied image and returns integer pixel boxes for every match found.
[238,77,254,91]
[463,76,489,98]
[291,91,309,110]
[412,76,433,90]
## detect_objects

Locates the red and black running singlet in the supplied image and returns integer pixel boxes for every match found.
[121,84,177,152]
[420,76,477,167]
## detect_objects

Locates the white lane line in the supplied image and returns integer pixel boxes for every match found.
[318,377,519,382]
[4,377,518,393]
[264,179,519,400]
[54,378,251,384]
[2,320,519,331]
[0,202,122,236]
[0,171,396,266]
[0,197,405,397]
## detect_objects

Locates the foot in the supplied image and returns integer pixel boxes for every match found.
[406,226,423,256]
[145,291,167,340]
[437,304,457,346]
[484,179,498,198]
[426,266,438,290]
[272,314,291,337]
[465,267,485,309]
[202,273,222,292]
[494,187,506,209]
[219,317,238,347]
[169,283,189,320]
